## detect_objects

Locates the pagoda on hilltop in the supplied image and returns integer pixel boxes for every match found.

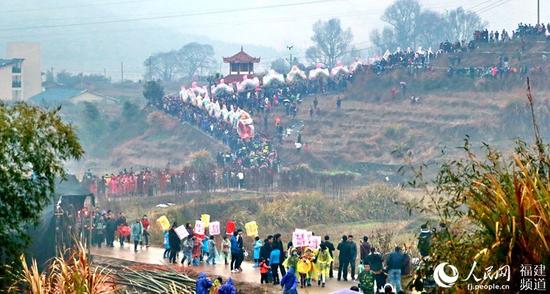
[222,46,260,84]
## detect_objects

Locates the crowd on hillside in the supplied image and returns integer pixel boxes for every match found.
[85,203,449,294]
[162,94,280,172]
[370,22,549,75]
[81,165,276,197]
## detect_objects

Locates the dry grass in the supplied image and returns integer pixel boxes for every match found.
[11,243,116,294]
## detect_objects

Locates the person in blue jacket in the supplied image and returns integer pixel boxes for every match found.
[202,236,210,262]
[230,232,239,271]
[281,267,298,294]
[253,236,263,267]
[162,230,170,259]
[270,247,281,284]
[196,272,213,294]
[218,277,237,294]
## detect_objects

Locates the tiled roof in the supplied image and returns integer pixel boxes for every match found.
[30,88,87,103]
[223,46,260,63]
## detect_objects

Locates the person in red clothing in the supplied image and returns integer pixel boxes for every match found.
[140,215,150,248]
[259,258,270,284]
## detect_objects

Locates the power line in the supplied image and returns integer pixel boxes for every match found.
[467,0,499,10]
[2,0,158,14]
[0,0,344,32]
[0,0,471,41]
[474,0,511,14]
[0,8,389,40]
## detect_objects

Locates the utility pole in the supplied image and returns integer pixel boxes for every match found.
[103,68,107,78]
[537,0,540,24]
[120,62,124,83]
[148,58,152,81]
[286,45,294,68]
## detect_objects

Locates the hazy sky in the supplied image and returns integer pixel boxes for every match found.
[0,0,547,77]
[129,0,547,52]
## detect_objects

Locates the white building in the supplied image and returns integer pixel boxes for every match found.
[0,42,42,101]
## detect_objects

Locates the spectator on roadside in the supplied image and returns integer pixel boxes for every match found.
[130,218,143,253]
[337,235,351,281]
[385,246,405,292]
[365,247,385,292]
[348,235,358,280]
[322,235,336,278]
[360,236,371,265]
[140,215,150,248]
[168,222,181,264]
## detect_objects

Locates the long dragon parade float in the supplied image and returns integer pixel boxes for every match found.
[174,60,366,140]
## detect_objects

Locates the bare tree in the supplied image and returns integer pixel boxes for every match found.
[306,18,353,68]
[416,10,448,48]
[382,0,421,48]
[370,26,398,54]
[371,0,485,52]
[144,51,179,82]
[177,42,216,79]
[445,7,486,42]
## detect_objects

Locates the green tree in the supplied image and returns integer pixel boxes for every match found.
[122,101,140,121]
[143,81,164,107]
[306,18,354,68]
[83,102,100,121]
[0,102,83,285]
[188,150,216,193]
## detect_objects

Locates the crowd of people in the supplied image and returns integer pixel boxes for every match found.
[162,94,280,181]
[487,23,549,41]
[145,221,449,294]
[446,63,539,79]
[82,164,273,196]
[88,209,151,252]
[369,22,549,75]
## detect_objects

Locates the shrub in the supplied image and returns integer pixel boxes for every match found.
[408,81,550,291]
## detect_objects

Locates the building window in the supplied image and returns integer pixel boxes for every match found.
[12,60,22,73]
[239,63,249,73]
[12,75,21,88]
[12,89,22,100]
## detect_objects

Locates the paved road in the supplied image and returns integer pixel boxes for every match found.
[92,244,358,294]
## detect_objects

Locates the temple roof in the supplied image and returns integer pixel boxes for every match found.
[223,46,260,63]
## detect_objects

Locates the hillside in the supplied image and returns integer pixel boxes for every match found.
[275,40,550,178]
[45,92,227,176]
[61,40,550,181]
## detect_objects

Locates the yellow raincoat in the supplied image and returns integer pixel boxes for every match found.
[314,248,333,279]
[297,258,312,277]
[303,248,317,280]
